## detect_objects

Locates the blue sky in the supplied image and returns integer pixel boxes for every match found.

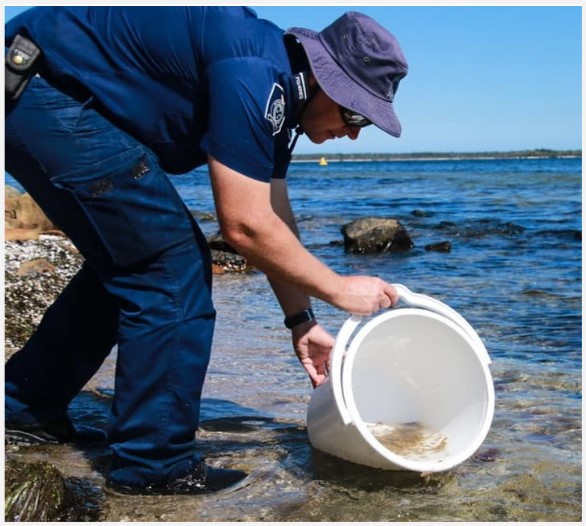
[4,5,582,155]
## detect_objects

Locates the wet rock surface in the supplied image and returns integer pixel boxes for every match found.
[5,458,69,522]
[432,218,526,238]
[4,457,101,522]
[424,240,452,252]
[342,217,414,253]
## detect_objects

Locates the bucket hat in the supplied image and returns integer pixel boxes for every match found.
[287,12,408,137]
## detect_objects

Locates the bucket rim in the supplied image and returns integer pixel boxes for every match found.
[341,308,495,472]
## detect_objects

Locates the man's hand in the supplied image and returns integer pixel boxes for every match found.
[291,322,335,388]
[332,276,399,315]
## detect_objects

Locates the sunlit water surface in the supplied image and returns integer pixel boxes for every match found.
[7,158,581,521]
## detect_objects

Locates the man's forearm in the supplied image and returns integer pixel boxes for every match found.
[267,275,312,319]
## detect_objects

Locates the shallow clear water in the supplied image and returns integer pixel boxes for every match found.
[5,157,581,520]
[180,157,582,521]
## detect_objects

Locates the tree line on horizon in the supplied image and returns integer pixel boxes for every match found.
[292,148,581,162]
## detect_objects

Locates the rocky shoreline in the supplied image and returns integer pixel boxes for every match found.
[4,234,100,521]
[3,183,251,355]
[4,184,423,357]
[5,235,83,361]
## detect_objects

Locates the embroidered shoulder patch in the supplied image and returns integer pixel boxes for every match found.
[264,83,286,136]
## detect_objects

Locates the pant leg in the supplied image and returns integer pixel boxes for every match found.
[107,228,216,485]
[5,264,118,423]
[5,75,216,485]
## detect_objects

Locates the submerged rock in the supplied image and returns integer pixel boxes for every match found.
[411,209,431,218]
[433,218,525,238]
[5,459,70,522]
[424,241,452,253]
[342,218,414,254]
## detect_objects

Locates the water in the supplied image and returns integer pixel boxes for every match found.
[5,157,582,521]
[175,157,581,374]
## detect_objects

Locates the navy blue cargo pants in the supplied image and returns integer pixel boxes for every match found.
[5,74,216,487]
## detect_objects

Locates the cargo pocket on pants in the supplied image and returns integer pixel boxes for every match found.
[51,147,194,268]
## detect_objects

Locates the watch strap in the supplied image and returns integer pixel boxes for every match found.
[284,308,315,329]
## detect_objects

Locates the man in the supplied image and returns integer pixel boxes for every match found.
[5,7,408,495]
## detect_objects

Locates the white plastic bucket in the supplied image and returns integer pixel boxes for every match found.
[307,284,495,473]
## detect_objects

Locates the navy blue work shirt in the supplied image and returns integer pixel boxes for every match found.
[5,6,296,180]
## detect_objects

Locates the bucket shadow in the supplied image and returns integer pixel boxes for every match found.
[309,448,453,492]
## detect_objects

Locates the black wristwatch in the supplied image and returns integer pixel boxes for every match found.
[284,308,315,329]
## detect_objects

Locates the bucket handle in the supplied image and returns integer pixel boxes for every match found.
[392,284,491,365]
[330,314,362,425]
[329,284,491,426]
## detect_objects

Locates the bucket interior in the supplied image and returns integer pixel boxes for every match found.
[345,310,492,467]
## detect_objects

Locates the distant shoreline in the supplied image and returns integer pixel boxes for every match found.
[291,149,582,163]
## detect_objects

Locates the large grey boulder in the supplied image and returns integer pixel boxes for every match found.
[342,218,414,254]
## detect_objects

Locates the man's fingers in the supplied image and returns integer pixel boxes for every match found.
[383,282,399,306]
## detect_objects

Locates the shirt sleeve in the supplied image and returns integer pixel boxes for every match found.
[200,57,287,183]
